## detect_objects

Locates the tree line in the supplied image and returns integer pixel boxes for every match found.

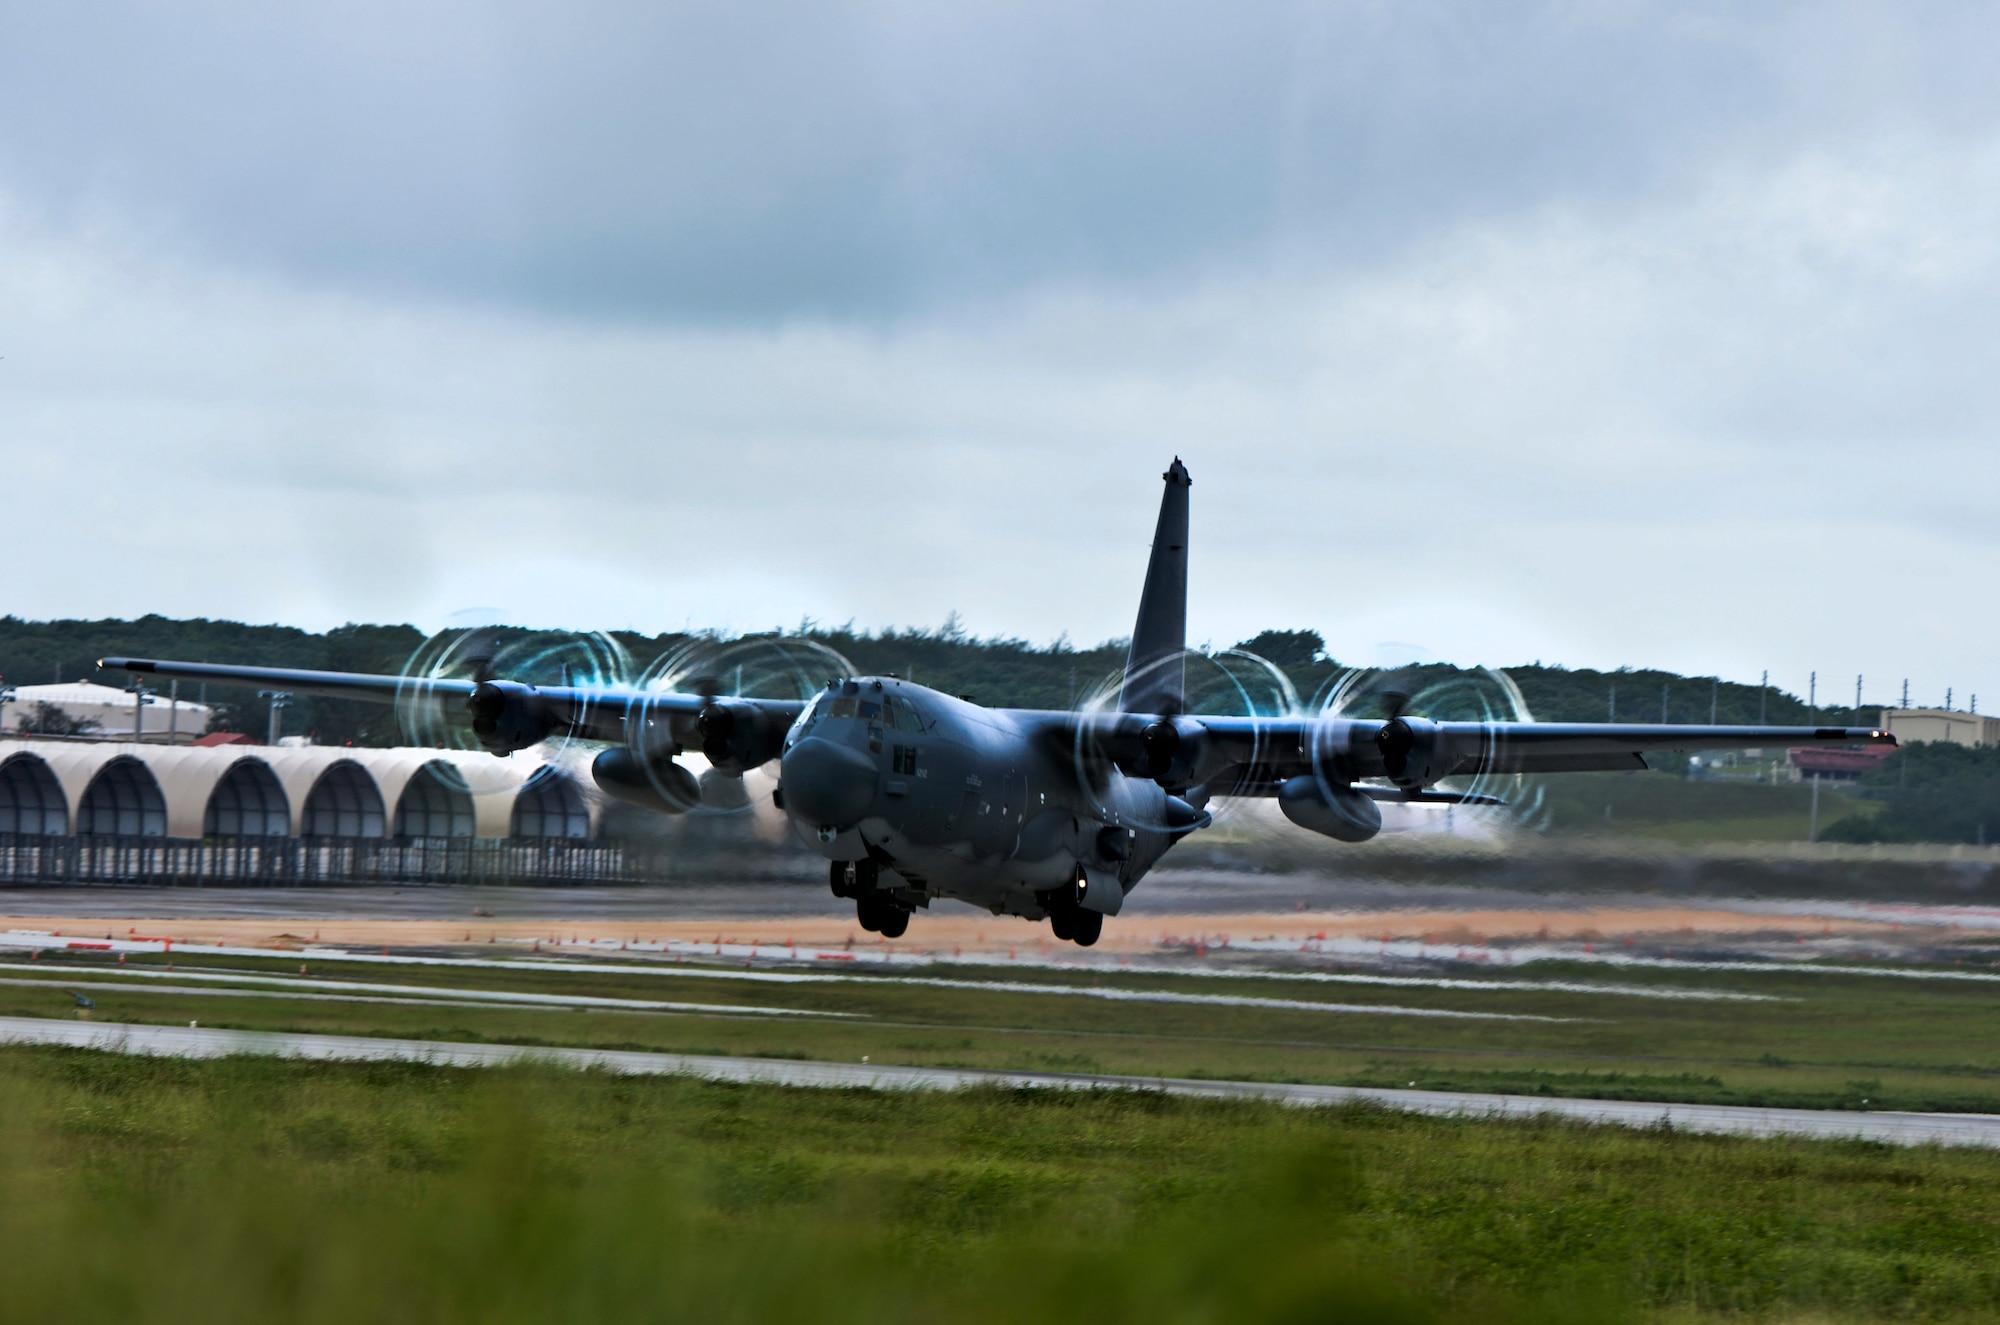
[0,614,1868,747]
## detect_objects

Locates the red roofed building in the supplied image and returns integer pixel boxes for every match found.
[191,731,256,747]
[1789,744,1895,782]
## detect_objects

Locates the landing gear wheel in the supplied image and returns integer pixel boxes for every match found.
[830,861,855,900]
[857,892,910,937]
[1048,905,1076,942]
[1071,910,1102,947]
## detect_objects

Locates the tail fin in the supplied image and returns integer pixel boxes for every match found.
[1119,458,1191,714]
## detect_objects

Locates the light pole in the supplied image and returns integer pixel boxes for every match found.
[258,691,293,746]
[125,678,153,743]
[0,682,14,736]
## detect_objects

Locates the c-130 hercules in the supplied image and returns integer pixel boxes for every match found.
[103,460,1893,946]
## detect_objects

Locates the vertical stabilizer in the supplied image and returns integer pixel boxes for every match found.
[1119,458,1191,714]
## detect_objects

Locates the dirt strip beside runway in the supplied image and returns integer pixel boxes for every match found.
[0,906,1905,960]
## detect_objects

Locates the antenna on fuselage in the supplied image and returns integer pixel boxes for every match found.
[1118,458,1191,715]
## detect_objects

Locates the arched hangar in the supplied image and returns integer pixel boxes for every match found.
[0,742,602,841]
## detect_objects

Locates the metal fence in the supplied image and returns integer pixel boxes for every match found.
[0,834,653,887]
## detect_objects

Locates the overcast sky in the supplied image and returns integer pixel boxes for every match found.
[1,1,1995,707]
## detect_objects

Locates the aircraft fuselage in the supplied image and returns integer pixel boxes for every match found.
[776,675,1177,922]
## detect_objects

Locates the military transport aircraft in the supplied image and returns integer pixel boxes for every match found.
[101,460,1893,946]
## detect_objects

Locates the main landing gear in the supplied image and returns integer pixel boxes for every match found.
[831,861,912,939]
[1041,879,1102,948]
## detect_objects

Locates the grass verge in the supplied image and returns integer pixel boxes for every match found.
[7,1046,2000,1322]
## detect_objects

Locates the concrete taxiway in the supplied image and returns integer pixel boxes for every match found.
[4,1015,1996,1150]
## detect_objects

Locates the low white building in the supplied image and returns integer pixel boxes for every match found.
[0,681,212,742]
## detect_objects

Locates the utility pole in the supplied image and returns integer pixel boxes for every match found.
[1759,670,1768,723]
[1901,678,1909,709]
[1808,671,1816,723]
[0,681,14,736]
[1855,674,1862,725]
[1608,683,1617,722]
[259,690,293,746]
[1947,687,1954,712]
[167,679,180,744]
[1660,682,1669,723]
[1710,677,1718,726]
[126,679,152,742]
[1809,773,1821,844]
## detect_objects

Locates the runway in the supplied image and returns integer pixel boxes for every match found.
[4,1014,1996,1150]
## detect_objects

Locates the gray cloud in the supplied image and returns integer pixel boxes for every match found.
[4,2,1963,322]
[0,1,1997,710]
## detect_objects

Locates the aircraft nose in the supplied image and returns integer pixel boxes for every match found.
[779,736,878,828]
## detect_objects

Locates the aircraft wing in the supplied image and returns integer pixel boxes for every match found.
[96,656,802,759]
[1059,710,1895,794]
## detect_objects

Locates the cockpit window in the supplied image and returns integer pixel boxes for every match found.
[819,692,923,728]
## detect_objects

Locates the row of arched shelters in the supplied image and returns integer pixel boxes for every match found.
[0,741,598,841]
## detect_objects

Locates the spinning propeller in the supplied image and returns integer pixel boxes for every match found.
[1069,646,1301,834]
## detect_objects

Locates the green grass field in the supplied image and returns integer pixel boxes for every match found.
[4,1044,2000,1323]
[6,941,2000,1113]
[9,941,2000,1320]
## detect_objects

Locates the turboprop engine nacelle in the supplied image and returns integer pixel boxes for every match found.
[1277,777,1383,843]
[466,681,556,755]
[1373,716,1450,790]
[1105,714,1209,787]
[696,699,789,776]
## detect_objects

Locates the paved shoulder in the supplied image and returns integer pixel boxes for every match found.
[3,1015,1995,1150]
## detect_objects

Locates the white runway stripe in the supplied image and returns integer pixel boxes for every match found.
[0,929,1771,1003]
[0,959,1571,1023]
[0,1016,1993,1150]
[0,965,854,1018]
[857,977,1577,1021]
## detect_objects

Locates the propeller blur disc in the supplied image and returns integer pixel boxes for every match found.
[396,625,634,794]
[1312,663,1540,832]
[631,635,854,813]
[1069,647,1301,833]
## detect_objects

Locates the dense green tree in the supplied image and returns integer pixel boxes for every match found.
[3,614,1847,745]
[1823,743,2000,845]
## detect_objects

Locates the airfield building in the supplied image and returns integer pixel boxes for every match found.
[0,681,212,742]
[0,739,653,885]
[0,740,596,841]
[1876,708,2000,750]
